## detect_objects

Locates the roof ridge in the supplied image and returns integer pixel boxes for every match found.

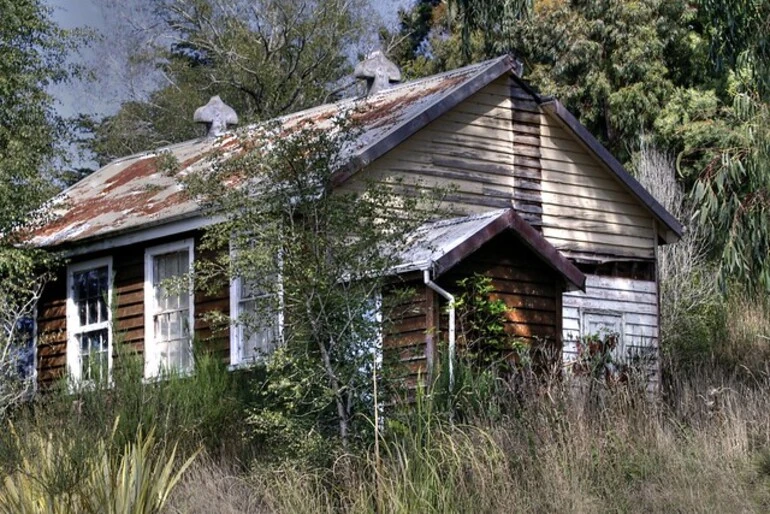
[238,55,509,135]
[77,55,511,182]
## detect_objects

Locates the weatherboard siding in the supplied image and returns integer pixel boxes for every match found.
[37,276,67,383]
[382,276,431,391]
[381,233,565,391]
[561,275,659,385]
[442,233,561,335]
[345,75,656,261]
[36,233,229,385]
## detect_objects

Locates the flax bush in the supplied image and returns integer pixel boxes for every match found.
[0,423,196,514]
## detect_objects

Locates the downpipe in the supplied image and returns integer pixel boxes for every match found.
[423,269,455,394]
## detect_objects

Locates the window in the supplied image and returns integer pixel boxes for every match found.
[14,315,37,383]
[582,310,625,359]
[66,257,112,384]
[229,273,282,366]
[144,239,194,378]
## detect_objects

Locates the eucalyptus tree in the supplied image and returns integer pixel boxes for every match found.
[689,0,770,290]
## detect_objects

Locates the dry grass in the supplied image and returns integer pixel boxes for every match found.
[166,367,770,513]
[721,293,770,367]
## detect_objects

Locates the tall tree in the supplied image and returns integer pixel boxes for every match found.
[87,0,375,166]
[688,0,770,290]
[0,0,80,412]
[182,119,443,453]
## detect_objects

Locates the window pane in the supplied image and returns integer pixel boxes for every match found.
[78,328,108,382]
[99,295,109,322]
[157,338,193,373]
[178,251,189,272]
[169,311,181,339]
[87,272,98,298]
[73,266,109,328]
[151,247,192,374]
[239,295,278,360]
[87,298,98,324]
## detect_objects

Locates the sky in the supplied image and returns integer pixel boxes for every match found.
[46,0,412,127]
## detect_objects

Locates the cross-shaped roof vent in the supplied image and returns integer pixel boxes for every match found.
[193,96,238,137]
[354,51,402,95]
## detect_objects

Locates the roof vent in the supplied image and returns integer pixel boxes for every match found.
[194,96,238,137]
[354,51,402,95]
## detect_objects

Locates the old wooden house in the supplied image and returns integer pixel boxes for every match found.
[28,54,681,388]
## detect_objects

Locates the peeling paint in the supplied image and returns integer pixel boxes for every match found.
[29,58,505,248]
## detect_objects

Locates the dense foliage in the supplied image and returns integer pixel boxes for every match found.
[85,0,374,166]
[0,0,86,416]
[0,0,79,234]
[385,0,770,291]
[182,118,445,452]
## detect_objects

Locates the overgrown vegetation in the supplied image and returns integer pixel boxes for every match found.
[0,0,87,419]
[182,116,445,455]
[5,1,770,512]
[5,300,770,513]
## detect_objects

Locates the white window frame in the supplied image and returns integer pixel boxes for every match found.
[228,250,284,368]
[581,309,626,360]
[66,256,113,385]
[24,307,38,387]
[144,238,195,379]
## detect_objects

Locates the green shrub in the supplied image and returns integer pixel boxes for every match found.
[0,347,251,479]
[0,422,196,514]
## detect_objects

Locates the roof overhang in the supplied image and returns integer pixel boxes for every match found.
[539,99,684,243]
[392,209,586,291]
[332,55,517,187]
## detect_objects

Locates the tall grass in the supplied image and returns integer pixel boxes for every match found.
[0,349,248,468]
[162,284,770,513]
[164,362,770,513]
[5,292,770,512]
[0,349,248,512]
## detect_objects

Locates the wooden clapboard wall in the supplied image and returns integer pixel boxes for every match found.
[36,232,229,385]
[381,234,565,390]
[439,233,563,373]
[343,75,657,262]
[561,275,659,384]
[382,276,432,392]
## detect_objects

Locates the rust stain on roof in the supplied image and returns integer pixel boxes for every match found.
[353,75,466,128]
[30,58,508,248]
[102,157,158,194]
[138,190,190,216]
[33,189,157,241]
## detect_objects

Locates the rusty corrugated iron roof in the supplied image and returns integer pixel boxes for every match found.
[29,56,512,248]
[390,209,585,291]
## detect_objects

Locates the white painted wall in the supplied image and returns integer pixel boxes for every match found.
[562,275,659,383]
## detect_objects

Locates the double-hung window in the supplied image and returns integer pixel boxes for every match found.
[230,273,282,366]
[66,257,112,384]
[229,243,283,367]
[144,239,194,378]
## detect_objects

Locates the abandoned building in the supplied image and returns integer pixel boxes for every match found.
[27,53,682,389]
